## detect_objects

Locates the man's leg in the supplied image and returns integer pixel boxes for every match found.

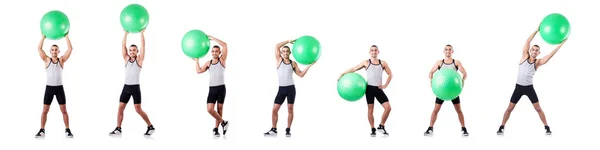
[117,103,127,128]
[284,86,296,136]
[500,103,517,126]
[451,97,468,136]
[525,86,551,134]
[265,87,285,136]
[56,86,69,129]
[217,85,229,135]
[110,86,130,136]
[37,86,54,138]
[367,104,375,135]
[365,86,376,136]
[375,90,391,126]
[373,89,391,135]
[451,97,465,128]
[532,103,548,125]
[453,104,465,127]
[207,90,224,127]
[498,85,525,135]
[271,104,282,128]
[425,99,443,136]
[40,105,51,129]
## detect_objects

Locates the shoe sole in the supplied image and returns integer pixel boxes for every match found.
[145,130,155,136]
[222,121,229,135]
[264,133,277,136]
[497,132,504,135]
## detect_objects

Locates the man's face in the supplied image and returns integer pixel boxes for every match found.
[50,46,59,57]
[211,47,221,58]
[529,46,540,58]
[129,46,138,57]
[370,47,379,58]
[281,47,291,59]
[444,46,453,57]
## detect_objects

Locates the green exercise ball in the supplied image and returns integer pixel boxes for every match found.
[431,68,463,101]
[292,35,321,65]
[120,4,149,33]
[539,13,570,45]
[40,10,70,40]
[181,29,210,59]
[337,73,367,102]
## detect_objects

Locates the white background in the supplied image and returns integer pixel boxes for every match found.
[0,0,597,149]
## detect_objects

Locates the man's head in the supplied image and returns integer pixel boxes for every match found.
[129,44,138,58]
[280,46,291,59]
[444,44,454,57]
[529,45,540,58]
[369,45,379,58]
[50,45,60,58]
[211,45,221,59]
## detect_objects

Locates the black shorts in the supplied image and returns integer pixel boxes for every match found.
[44,85,66,105]
[510,84,539,104]
[274,85,296,104]
[435,96,460,104]
[120,84,142,104]
[207,85,226,104]
[366,85,389,104]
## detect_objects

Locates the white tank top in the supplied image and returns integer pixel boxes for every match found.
[439,59,458,71]
[46,58,63,86]
[516,58,536,86]
[208,58,225,86]
[125,58,141,85]
[366,59,384,86]
[277,60,294,86]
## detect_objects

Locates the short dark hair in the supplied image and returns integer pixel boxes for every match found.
[371,45,378,48]
[533,45,540,48]
[445,44,452,47]
[51,44,59,49]
[282,45,290,50]
[213,45,220,49]
[130,44,137,48]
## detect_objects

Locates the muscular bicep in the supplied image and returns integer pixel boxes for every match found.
[456,61,467,75]
[353,61,366,71]
[383,62,392,75]
[430,61,441,73]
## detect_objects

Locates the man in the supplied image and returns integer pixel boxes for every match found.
[423,44,469,136]
[263,39,315,137]
[35,33,74,138]
[193,35,230,137]
[496,27,567,135]
[109,29,155,136]
[339,45,393,137]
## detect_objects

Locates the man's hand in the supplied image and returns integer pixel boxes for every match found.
[289,39,296,44]
[208,35,214,40]
[378,85,387,89]
[309,60,317,67]
[338,73,345,81]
